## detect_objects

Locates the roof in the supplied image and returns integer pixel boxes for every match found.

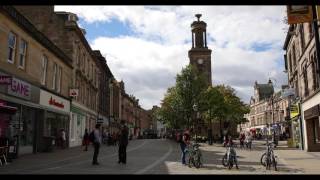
[256,84,274,100]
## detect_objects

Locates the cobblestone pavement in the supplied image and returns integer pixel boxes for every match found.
[0,139,319,174]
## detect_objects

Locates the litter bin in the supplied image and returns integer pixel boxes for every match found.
[43,136,55,152]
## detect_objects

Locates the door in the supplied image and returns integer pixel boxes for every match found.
[19,106,35,155]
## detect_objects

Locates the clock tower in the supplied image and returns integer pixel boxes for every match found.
[188,14,212,86]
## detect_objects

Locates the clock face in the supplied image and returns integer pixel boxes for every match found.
[197,58,203,64]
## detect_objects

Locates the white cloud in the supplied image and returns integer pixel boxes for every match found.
[54,6,288,109]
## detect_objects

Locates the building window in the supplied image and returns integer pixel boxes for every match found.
[311,52,319,91]
[288,51,293,73]
[308,22,314,40]
[18,39,27,69]
[8,32,16,63]
[303,62,309,97]
[76,47,80,67]
[300,24,305,52]
[57,66,62,93]
[53,63,57,90]
[292,44,297,68]
[41,55,48,85]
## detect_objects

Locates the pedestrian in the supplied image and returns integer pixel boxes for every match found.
[92,124,102,165]
[82,129,89,151]
[245,132,252,150]
[179,129,190,165]
[118,120,129,164]
[61,129,66,149]
[239,132,245,148]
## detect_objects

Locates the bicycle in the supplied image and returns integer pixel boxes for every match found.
[222,143,239,169]
[186,143,203,168]
[260,142,277,171]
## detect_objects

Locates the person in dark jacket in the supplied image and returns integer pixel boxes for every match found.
[118,120,129,164]
[83,129,89,151]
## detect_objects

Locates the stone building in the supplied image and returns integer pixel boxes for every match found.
[283,20,320,151]
[14,6,100,147]
[245,80,290,139]
[0,6,72,154]
[93,50,114,133]
[249,80,274,129]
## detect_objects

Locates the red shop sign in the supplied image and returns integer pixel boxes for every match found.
[0,76,12,85]
[49,97,64,109]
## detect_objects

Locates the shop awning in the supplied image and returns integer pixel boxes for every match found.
[0,104,17,114]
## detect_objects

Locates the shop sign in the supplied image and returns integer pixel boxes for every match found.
[69,88,79,97]
[40,90,70,113]
[97,118,104,124]
[0,75,12,85]
[49,97,64,108]
[290,103,299,119]
[304,105,320,120]
[7,77,31,100]
[286,5,312,24]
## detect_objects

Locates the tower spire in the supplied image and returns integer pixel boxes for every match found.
[195,14,202,21]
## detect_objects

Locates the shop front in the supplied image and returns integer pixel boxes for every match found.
[0,71,41,157]
[303,104,320,152]
[39,89,70,151]
[69,104,86,147]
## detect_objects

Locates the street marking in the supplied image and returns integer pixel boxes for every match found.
[134,142,173,174]
[28,140,149,173]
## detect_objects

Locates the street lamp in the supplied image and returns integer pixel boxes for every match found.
[193,103,199,143]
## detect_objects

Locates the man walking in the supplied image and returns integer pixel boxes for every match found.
[118,120,129,164]
[92,124,102,165]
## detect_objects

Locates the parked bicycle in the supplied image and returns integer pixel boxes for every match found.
[186,143,203,168]
[260,142,278,171]
[222,142,239,170]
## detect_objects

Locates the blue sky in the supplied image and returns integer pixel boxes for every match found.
[80,18,134,43]
[55,6,288,109]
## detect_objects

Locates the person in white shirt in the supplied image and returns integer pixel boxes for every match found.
[92,124,102,165]
[61,129,66,149]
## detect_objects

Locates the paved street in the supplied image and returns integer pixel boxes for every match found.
[0,139,320,174]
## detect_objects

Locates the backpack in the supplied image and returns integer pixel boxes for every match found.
[89,130,95,142]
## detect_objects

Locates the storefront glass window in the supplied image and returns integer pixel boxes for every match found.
[44,111,69,147]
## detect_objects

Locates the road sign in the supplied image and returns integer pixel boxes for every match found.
[287,5,312,24]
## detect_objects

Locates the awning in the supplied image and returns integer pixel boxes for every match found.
[0,104,18,114]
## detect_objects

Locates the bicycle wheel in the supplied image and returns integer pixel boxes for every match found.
[222,154,228,167]
[228,159,233,169]
[195,159,201,169]
[188,157,193,168]
[260,153,267,167]
[266,157,271,170]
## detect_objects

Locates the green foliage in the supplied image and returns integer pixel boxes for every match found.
[157,65,249,130]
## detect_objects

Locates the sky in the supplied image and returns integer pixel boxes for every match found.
[54,6,289,110]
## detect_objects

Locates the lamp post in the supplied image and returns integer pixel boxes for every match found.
[193,103,199,143]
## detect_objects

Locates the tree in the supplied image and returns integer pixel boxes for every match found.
[175,65,207,129]
[202,86,225,131]
[215,85,250,137]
